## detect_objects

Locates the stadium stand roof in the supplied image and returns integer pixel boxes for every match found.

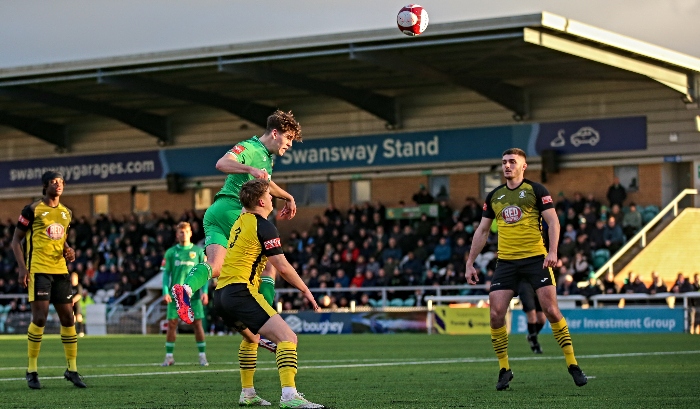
[0,12,698,152]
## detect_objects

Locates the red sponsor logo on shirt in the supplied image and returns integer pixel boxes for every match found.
[161,259,166,267]
[542,195,553,204]
[501,206,523,224]
[264,238,281,250]
[232,145,245,154]
[18,215,29,226]
[483,203,488,211]
[45,223,65,240]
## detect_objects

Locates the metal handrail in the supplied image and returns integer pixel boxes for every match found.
[593,188,698,280]
[275,284,488,307]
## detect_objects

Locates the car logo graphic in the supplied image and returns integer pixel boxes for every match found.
[570,127,600,147]
[497,195,505,200]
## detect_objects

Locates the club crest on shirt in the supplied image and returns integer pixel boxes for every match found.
[501,206,523,224]
[46,223,65,240]
[189,251,196,259]
[519,190,526,199]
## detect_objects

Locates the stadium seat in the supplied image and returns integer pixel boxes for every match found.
[389,298,404,307]
[642,207,659,224]
[592,248,611,270]
[368,299,378,307]
[403,298,416,307]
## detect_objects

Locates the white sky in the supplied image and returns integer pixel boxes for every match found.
[0,0,698,71]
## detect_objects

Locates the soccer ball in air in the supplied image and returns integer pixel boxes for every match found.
[397,4,429,36]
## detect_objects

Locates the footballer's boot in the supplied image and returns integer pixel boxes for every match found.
[259,338,277,354]
[279,392,324,408]
[162,355,175,366]
[64,369,87,388]
[239,391,272,406]
[527,334,543,354]
[199,355,209,367]
[568,364,588,387]
[26,371,41,389]
[496,368,513,391]
[172,284,194,324]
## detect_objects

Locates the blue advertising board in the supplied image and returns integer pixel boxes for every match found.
[511,308,684,334]
[0,150,164,189]
[280,312,352,334]
[0,116,646,189]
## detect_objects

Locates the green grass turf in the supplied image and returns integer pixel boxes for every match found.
[1,333,698,408]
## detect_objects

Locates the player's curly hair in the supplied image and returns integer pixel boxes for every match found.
[240,179,270,209]
[266,110,302,142]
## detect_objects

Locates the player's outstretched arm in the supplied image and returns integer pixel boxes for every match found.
[465,217,493,285]
[267,254,319,310]
[541,208,560,268]
[269,181,296,219]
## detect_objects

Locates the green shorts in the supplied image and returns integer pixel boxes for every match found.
[167,299,205,321]
[203,197,241,248]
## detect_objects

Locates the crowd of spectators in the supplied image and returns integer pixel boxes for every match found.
[0,179,698,316]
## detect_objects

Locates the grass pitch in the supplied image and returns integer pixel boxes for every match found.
[1,332,698,408]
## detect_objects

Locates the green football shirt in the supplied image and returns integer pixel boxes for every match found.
[214,136,274,210]
[161,243,207,300]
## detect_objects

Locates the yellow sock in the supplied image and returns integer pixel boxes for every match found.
[276,341,298,388]
[239,339,258,389]
[61,326,78,372]
[551,318,578,367]
[490,326,509,370]
[27,323,44,373]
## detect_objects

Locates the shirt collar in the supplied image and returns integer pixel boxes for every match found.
[252,136,274,157]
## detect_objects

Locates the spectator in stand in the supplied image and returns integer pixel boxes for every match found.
[622,203,643,239]
[381,238,402,266]
[413,239,429,265]
[432,237,452,269]
[601,272,618,294]
[425,225,443,254]
[556,274,579,296]
[571,251,590,283]
[693,273,700,291]
[581,204,597,228]
[350,270,364,288]
[458,197,482,226]
[562,224,577,243]
[558,236,576,261]
[324,203,342,224]
[589,219,606,252]
[647,272,668,294]
[579,274,604,301]
[599,205,610,222]
[571,192,586,216]
[607,176,627,208]
[609,204,624,226]
[671,273,695,293]
[603,216,625,254]
[451,237,470,265]
[563,208,580,232]
[400,251,423,279]
[620,272,648,294]
[436,200,454,228]
[333,269,350,288]
[412,184,434,205]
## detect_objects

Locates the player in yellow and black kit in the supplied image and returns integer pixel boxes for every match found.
[10,171,87,389]
[213,179,324,408]
[465,148,586,390]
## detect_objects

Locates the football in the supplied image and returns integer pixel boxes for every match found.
[397,4,429,36]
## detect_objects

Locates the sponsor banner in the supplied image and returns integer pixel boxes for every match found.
[0,116,647,189]
[0,150,164,189]
[385,204,438,220]
[351,311,427,333]
[433,306,491,335]
[511,308,684,334]
[535,116,646,154]
[281,312,352,334]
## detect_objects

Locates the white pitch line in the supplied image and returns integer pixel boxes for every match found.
[0,350,697,382]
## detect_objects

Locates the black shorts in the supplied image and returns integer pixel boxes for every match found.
[490,255,555,293]
[213,284,276,334]
[29,273,73,304]
[517,280,542,313]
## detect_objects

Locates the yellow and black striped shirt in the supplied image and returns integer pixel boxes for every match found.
[482,179,554,260]
[216,213,284,291]
[16,200,72,274]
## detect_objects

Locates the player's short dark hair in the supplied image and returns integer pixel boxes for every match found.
[176,221,191,231]
[267,110,302,141]
[502,148,527,160]
[240,179,270,209]
[41,170,64,195]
